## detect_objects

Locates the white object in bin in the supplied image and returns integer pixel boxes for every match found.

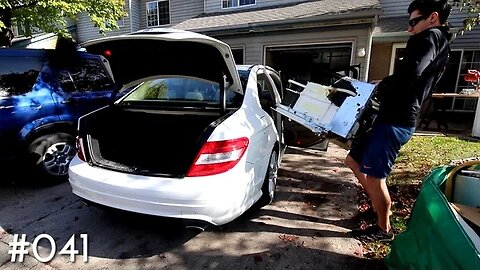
[453,171,480,207]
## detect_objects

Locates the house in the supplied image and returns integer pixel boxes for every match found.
[76,0,382,84]
[76,0,480,114]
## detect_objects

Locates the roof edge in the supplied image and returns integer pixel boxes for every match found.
[177,9,380,36]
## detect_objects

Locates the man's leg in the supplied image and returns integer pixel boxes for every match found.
[344,155,367,190]
[345,155,377,212]
[366,175,391,233]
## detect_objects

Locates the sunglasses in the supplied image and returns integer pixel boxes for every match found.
[408,15,428,27]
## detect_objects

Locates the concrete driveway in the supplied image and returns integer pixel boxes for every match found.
[0,145,382,270]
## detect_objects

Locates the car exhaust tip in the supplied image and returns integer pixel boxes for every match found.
[184,221,209,232]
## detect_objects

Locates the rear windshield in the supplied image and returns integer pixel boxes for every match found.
[121,77,242,106]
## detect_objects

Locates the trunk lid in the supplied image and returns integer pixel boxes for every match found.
[79,28,242,100]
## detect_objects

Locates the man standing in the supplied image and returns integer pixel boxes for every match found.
[345,0,452,241]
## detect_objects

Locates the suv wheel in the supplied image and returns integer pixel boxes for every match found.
[28,133,76,183]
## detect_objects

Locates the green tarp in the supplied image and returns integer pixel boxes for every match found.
[385,166,480,270]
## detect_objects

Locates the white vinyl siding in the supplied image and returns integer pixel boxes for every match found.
[130,0,142,32]
[76,0,132,43]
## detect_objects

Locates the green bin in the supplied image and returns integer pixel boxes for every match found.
[385,166,480,270]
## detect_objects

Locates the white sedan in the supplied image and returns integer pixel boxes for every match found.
[68,29,291,225]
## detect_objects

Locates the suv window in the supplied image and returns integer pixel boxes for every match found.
[57,58,114,92]
[0,56,44,97]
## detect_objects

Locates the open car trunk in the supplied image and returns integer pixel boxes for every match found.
[79,106,225,177]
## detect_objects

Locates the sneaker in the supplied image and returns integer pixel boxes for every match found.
[350,224,394,243]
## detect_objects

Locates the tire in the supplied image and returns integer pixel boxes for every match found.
[258,149,279,207]
[27,132,76,184]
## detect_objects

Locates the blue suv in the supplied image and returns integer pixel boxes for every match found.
[0,48,115,183]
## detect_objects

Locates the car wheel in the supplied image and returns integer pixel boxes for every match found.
[258,149,279,207]
[27,133,76,183]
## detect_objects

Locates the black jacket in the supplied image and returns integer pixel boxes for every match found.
[376,26,451,127]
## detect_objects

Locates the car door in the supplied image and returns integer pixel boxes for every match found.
[262,68,285,146]
[50,55,115,121]
[274,76,377,146]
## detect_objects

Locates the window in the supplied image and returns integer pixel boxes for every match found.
[57,58,114,92]
[437,50,480,111]
[147,1,170,27]
[222,0,255,9]
[231,48,244,65]
[0,56,43,97]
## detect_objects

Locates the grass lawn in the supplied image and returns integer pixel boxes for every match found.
[362,134,480,259]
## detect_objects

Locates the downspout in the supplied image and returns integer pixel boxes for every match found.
[364,15,377,82]
[129,0,133,33]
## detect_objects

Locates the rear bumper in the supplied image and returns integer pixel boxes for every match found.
[68,155,256,225]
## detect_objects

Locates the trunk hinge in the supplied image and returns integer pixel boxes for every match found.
[219,74,227,114]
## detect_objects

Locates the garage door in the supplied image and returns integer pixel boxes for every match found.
[265,43,353,86]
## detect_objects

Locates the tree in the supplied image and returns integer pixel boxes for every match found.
[0,0,126,47]
[451,0,480,33]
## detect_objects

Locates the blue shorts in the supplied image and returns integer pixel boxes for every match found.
[348,124,414,179]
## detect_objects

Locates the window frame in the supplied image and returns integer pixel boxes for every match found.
[146,0,171,27]
[221,0,256,9]
[389,43,407,75]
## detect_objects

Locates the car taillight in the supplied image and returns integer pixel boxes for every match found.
[186,137,249,177]
[76,136,86,161]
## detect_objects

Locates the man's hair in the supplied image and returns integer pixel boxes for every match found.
[408,0,451,24]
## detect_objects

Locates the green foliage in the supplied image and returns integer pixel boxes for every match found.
[0,0,126,38]
[451,0,480,33]
[143,81,168,100]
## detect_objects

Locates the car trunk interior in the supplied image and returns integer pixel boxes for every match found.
[82,106,225,176]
